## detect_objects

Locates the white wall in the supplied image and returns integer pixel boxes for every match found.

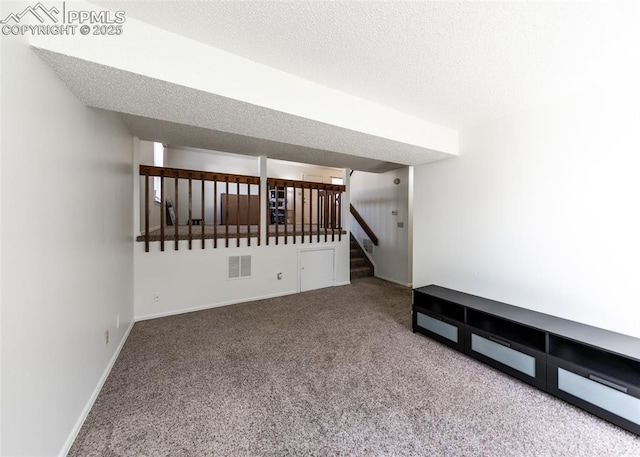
[138,140,162,231]
[267,159,342,182]
[166,146,259,175]
[135,237,350,320]
[350,168,411,286]
[133,148,349,320]
[413,89,640,338]
[165,147,259,225]
[0,27,134,456]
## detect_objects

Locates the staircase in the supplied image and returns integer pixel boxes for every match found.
[350,234,374,279]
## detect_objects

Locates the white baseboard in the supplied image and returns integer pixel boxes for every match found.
[335,280,351,286]
[374,274,412,288]
[59,320,135,457]
[135,289,300,321]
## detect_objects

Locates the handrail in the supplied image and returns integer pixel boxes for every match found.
[139,165,260,184]
[350,204,379,246]
[139,165,261,252]
[265,178,345,245]
[138,166,346,250]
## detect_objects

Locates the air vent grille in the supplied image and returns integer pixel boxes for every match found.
[228,255,251,279]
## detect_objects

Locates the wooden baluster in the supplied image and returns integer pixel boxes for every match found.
[174,173,179,250]
[293,184,297,244]
[309,187,313,244]
[275,184,279,245]
[331,190,335,229]
[324,189,329,242]
[225,178,229,248]
[336,190,340,227]
[328,189,331,231]
[257,180,261,246]
[160,170,165,251]
[201,173,205,249]
[284,184,288,245]
[188,174,193,250]
[213,178,217,249]
[236,177,240,248]
[317,186,321,243]
[330,190,335,242]
[246,182,251,247]
[301,185,305,244]
[337,191,342,242]
[144,170,150,252]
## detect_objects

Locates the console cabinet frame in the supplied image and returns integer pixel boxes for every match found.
[412,285,640,436]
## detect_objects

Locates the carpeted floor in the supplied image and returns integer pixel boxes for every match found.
[70,278,640,456]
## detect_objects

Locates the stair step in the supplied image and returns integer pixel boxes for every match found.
[350,266,374,279]
[349,233,373,279]
[350,257,367,268]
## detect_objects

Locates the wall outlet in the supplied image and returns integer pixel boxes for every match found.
[116,314,120,329]
[153,293,160,303]
[104,330,109,345]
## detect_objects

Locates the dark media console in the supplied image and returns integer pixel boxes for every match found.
[412,285,640,436]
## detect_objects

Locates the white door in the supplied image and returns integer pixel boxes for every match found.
[300,248,335,292]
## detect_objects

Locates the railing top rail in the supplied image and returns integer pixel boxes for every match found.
[350,203,379,246]
[139,165,260,185]
[267,177,346,192]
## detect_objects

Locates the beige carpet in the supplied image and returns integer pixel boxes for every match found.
[69,278,640,456]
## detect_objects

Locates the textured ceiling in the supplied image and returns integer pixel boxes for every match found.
[32,1,639,172]
[120,114,400,173]
[95,1,640,130]
[34,49,444,173]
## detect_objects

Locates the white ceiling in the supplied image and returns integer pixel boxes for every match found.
[95,0,640,130]
[32,1,639,172]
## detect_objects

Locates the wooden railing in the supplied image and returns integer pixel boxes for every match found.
[350,204,379,246]
[139,166,346,251]
[140,165,261,252]
[266,178,346,245]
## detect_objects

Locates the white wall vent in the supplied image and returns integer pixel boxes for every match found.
[228,255,251,279]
